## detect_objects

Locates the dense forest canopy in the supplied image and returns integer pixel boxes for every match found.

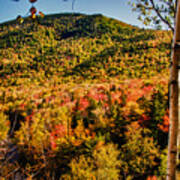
[0,13,173,179]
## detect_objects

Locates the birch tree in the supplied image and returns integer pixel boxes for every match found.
[129,1,179,179]
[167,1,180,178]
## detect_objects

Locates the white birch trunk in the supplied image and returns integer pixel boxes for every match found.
[166,1,180,179]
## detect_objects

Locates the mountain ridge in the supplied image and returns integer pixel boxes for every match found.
[0,13,171,85]
[0,13,136,29]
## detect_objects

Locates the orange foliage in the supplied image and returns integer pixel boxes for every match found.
[147,175,157,180]
[158,110,169,133]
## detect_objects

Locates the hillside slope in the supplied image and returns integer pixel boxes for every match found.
[0,14,172,179]
[0,13,171,84]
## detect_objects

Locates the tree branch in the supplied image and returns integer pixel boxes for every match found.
[149,0,174,32]
[72,0,76,10]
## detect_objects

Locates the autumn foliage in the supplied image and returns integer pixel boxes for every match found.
[0,14,171,179]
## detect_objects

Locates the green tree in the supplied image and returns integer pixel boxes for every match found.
[128,0,177,31]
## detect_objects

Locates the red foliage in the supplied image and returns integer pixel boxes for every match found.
[138,114,151,127]
[25,114,33,121]
[147,175,157,180]
[19,103,26,110]
[30,7,37,15]
[54,124,66,137]
[78,97,89,111]
[93,92,108,102]
[50,124,67,149]
[60,96,71,106]
[39,11,44,18]
[111,91,122,104]
[126,90,143,102]
[142,85,153,93]
[97,86,106,91]
[29,0,37,3]
[87,88,108,102]
[50,137,57,149]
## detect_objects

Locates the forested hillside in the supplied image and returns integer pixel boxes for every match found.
[0,13,172,179]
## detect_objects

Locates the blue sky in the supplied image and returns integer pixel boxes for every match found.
[0,0,143,27]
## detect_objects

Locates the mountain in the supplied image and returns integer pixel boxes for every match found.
[0,13,171,84]
[0,13,172,179]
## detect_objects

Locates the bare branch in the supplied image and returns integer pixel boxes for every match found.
[72,0,76,10]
